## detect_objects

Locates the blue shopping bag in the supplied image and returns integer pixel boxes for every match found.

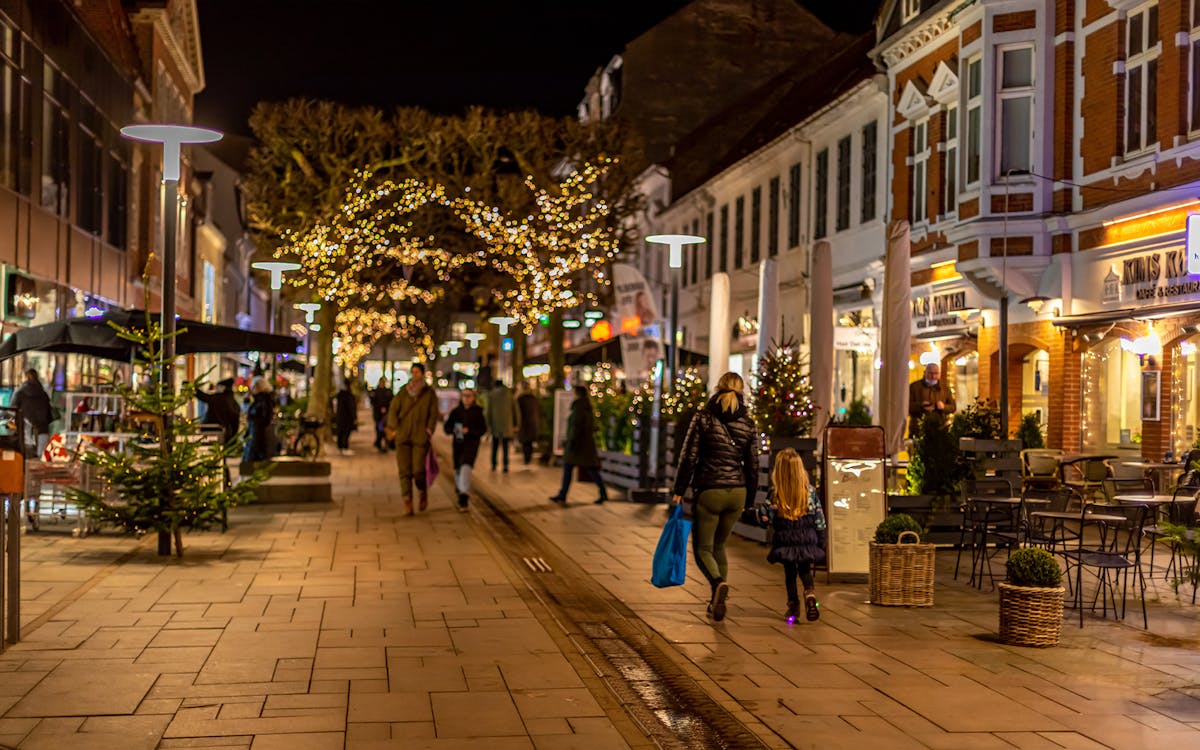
[651,503,692,588]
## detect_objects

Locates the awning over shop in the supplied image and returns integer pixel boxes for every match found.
[526,335,708,367]
[0,309,299,362]
[1052,300,1200,328]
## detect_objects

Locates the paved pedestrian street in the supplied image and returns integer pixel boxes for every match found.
[3,428,1200,749]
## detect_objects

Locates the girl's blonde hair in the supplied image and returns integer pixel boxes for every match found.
[715,371,744,413]
[771,449,812,520]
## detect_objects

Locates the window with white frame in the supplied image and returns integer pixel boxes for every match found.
[911,118,929,224]
[964,55,982,185]
[902,0,921,24]
[835,135,851,231]
[998,45,1034,176]
[943,104,958,215]
[1191,0,1200,131]
[1125,2,1159,153]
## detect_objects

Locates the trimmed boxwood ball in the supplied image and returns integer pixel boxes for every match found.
[874,514,924,544]
[1006,548,1062,587]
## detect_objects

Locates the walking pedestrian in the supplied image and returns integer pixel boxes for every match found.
[549,386,607,505]
[386,363,439,515]
[516,380,540,465]
[370,378,393,452]
[444,388,487,511]
[334,381,357,455]
[766,448,825,623]
[13,368,53,457]
[485,380,518,472]
[671,372,759,622]
[243,376,275,463]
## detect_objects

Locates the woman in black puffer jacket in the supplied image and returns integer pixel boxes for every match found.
[671,372,759,622]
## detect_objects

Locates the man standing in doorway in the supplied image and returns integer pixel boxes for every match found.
[908,362,956,434]
[386,363,439,515]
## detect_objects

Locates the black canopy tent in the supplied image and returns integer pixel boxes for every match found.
[0,310,299,362]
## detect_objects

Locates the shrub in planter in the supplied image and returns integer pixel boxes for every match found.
[1017,413,1045,450]
[869,516,935,607]
[999,548,1065,647]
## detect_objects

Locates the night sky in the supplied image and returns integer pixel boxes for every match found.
[195,0,880,135]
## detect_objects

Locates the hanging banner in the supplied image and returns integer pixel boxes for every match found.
[613,263,662,386]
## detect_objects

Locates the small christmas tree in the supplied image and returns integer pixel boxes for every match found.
[751,338,816,438]
[67,315,268,557]
[662,367,707,420]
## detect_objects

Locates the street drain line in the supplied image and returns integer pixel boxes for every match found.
[471,490,772,750]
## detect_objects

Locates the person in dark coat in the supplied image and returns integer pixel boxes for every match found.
[549,385,607,505]
[370,378,393,452]
[444,388,488,511]
[195,377,241,444]
[516,380,540,465]
[334,381,357,455]
[766,448,825,623]
[13,368,53,457]
[243,376,275,462]
[671,371,760,622]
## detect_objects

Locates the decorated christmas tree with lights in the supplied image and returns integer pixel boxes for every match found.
[67,314,267,557]
[751,338,816,438]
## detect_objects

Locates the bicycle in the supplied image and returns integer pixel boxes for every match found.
[287,416,324,460]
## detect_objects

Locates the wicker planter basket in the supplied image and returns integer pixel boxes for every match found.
[869,531,935,607]
[998,582,1064,647]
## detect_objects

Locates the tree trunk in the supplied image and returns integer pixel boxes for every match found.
[173,527,183,557]
[511,331,526,387]
[549,310,565,390]
[308,305,335,438]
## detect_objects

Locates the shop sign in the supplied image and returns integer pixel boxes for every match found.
[834,326,877,353]
[911,287,980,333]
[1116,247,1200,304]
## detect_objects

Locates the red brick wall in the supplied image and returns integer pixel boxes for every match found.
[959,197,980,219]
[962,20,982,46]
[990,193,1034,213]
[989,236,1034,255]
[994,11,1037,33]
[958,240,979,261]
[1079,21,1121,175]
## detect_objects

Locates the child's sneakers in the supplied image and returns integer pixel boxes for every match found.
[785,600,800,623]
[804,590,820,621]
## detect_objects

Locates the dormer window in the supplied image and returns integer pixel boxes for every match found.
[902,0,922,24]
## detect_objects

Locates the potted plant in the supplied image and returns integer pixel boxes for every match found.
[1017,413,1045,450]
[998,548,1064,647]
[869,514,935,607]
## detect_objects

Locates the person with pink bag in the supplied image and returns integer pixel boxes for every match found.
[385,363,440,515]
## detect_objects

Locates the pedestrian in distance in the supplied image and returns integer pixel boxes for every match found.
[486,379,518,472]
[444,387,487,511]
[671,371,759,622]
[386,363,439,515]
[13,368,54,457]
[549,385,607,505]
[516,380,540,465]
[243,376,275,463]
[766,448,825,623]
[195,377,240,444]
[334,380,357,455]
[370,378,393,452]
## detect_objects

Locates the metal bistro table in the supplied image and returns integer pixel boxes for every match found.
[1117,461,1182,493]
[960,497,1052,588]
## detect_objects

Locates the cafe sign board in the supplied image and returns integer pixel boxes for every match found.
[1109,246,1200,306]
[910,286,981,335]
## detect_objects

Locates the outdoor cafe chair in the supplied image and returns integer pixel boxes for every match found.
[1021,449,1062,492]
[1143,488,1200,591]
[1062,503,1149,628]
[954,478,1016,589]
[1101,477,1153,504]
[1062,457,1112,502]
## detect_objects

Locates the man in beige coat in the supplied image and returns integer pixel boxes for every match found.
[386,363,440,514]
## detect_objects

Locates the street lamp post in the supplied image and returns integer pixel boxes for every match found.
[295,302,322,398]
[251,261,301,383]
[121,124,222,557]
[646,234,706,389]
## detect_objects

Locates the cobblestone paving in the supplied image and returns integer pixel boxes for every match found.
[2,421,1200,749]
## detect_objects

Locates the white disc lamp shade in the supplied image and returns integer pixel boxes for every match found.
[488,316,518,335]
[252,261,302,290]
[464,333,487,349]
[120,124,223,181]
[445,341,463,355]
[646,233,706,270]
[294,302,322,324]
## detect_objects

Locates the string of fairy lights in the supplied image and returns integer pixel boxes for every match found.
[272,159,623,368]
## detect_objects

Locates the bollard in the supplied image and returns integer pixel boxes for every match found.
[1,496,17,646]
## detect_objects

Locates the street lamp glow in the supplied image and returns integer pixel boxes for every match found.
[120,124,223,181]
[488,315,518,335]
[445,341,463,355]
[646,233,706,269]
[464,332,487,349]
[294,302,322,324]
[252,261,302,290]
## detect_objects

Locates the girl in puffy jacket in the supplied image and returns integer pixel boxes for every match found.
[767,449,826,623]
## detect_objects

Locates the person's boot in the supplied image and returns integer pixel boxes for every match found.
[785,600,800,623]
[404,497,414,516]
[457,493,469,512]
[418,489,428,512]
[804,589,820,621]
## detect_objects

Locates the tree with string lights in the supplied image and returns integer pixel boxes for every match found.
[752,338,817,439]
